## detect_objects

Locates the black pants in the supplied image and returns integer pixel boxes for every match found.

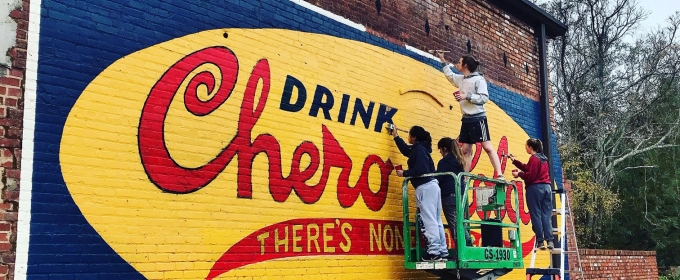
[526,183,554,242]
[442,194,472,246]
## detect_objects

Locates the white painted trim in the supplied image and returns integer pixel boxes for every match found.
[405,44,442,62]
[14,0,42,278]
[288,0,366,32]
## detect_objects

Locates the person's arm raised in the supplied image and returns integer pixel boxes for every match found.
[438,52,462,87]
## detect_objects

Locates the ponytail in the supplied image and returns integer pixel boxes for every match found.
[409,126,432,150]
[438,137,466,167]
[451,138,466,168]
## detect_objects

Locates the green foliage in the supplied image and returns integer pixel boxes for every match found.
[560,143,620,247]
[603,147,680,268]
[600,77,680,268]
[659,273,680,280]
[543,0,680,268]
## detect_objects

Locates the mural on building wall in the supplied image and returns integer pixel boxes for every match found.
[20,1,561,279]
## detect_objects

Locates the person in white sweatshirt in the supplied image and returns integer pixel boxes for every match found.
[437,52,504,180]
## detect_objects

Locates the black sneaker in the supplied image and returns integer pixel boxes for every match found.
[422,254,443,261]
[445,254,458,261]
[536,240,546,250]
[547,241,555,250]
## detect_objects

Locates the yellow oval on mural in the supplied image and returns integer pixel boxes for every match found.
[60,28,544,279]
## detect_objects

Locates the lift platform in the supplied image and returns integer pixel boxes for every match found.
[402,172,524,280]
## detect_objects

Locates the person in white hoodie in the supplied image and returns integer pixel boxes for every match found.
[437,52,504,180]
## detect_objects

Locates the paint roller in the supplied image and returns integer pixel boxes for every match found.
[386,123,409,134]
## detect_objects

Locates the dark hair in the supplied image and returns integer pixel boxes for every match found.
[461,55,480,72]
[409,126,432,150]
[526,138,543,153]
[438,137,466,167]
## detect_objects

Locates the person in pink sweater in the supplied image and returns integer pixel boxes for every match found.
[509,138,554,250]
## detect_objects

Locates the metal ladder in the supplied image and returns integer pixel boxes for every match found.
[526,189,585,280]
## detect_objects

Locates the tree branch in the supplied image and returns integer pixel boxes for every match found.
[614,165,658,176]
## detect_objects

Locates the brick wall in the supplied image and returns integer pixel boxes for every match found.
[0,0,28,279]
[576,249,658,280]
[9,0,565,279]
[312,0,542,101]
[563,181,659,280]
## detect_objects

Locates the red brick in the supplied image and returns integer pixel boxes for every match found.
[7,88,21,98]
[15,50,26,60]
[15,39,27,50]
[8,108,23,119]
[0,119,21,127]
[16,19,28,32]
[0,78,20,88]
[1,253,15,265]
[0,265,7,275]
[0,223,10,231]
[310,0,542,98]
[7,128,21,138]
[578,249,658,279]
[4,169,20,179]
[2,190,19,201]
[13,58,26,69]
[8,10,23,20]
[0,139,20,148]
[15,30,26,40]
[5,98,17,108]
[2,191,18,201]
[8,69,23,78]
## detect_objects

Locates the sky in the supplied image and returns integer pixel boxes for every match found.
[532,0,679,32]
[639,0,680,31]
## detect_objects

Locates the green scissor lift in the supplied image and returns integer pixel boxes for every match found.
[402,172,524,280]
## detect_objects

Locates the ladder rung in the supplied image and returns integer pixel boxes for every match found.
[552,209,570,215]
[552,189,566,194]
[550,248,578,254]
[565,269,582,273]
[526,268,560,275]
[552,228,560,233]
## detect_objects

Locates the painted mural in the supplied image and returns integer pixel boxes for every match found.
[19,1,562,279]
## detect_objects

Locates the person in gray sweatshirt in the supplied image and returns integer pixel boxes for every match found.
[437,52,505,180]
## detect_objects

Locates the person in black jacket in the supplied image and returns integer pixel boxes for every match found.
[436,137,472,252]
[393,125,448,261]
